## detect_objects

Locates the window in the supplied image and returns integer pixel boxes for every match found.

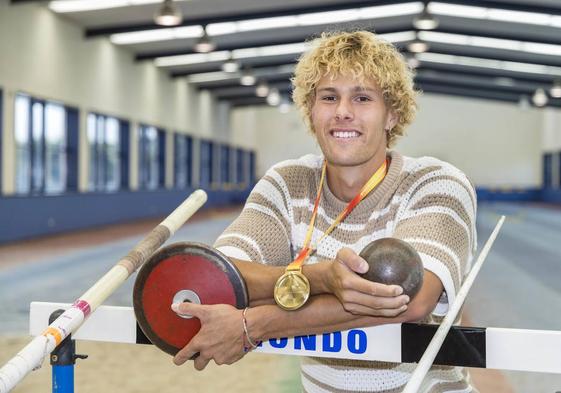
[87,113,128,192]
[199,140,214,188]
[558,152,561,189]
[220,144,231,186]
[235,148,246,187]
[14,94,77,195]
[139,125,165,190]
[249,151,256,185]
[174,134,193,188]
[0,89,2,192]
[543,153,553,188]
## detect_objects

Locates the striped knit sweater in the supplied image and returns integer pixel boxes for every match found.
[215,151,478,393]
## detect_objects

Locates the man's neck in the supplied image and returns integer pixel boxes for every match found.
[326,154,387,202]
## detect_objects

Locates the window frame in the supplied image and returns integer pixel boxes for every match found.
[13,93,77,196]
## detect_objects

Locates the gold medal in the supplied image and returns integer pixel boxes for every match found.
[274,269,310,311]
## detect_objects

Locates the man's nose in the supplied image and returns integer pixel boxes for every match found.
[335,99,354,121]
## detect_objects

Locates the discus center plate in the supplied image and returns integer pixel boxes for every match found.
[172,289,201,319]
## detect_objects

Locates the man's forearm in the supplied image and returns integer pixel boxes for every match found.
[246,294,392,340]
[231,258,331,305]
[245,271,443,340]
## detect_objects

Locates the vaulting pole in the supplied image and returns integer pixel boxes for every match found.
[0,190,208,393]
[402,215,505,393]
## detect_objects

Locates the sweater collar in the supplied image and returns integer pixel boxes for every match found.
[320,151,404,220]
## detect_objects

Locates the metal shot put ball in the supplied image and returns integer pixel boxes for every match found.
[358,238,424,299]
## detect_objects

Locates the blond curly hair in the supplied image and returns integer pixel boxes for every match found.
[292,31,418,147]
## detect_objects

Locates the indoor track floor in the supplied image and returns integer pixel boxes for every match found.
[1,202,560,392]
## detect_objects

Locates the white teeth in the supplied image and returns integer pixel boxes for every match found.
[332,131,359,138]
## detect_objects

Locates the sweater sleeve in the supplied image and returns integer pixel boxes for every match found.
[214,166,293,266]
[392,163,477,317]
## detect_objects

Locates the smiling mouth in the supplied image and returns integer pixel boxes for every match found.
[330,130,361,139]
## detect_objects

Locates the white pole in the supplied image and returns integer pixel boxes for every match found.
[403,215,505,393]
[0,190,207,393]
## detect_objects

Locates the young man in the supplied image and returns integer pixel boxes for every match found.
[173,31,477,392]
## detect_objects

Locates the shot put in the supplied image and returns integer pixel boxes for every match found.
[358,238,423,299]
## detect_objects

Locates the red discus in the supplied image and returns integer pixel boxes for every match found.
[133,242,248,356]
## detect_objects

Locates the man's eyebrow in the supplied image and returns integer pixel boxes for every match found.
[353,86,377,92]
[316,86,377,92]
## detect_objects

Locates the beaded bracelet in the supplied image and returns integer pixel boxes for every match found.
[242,307,261,352]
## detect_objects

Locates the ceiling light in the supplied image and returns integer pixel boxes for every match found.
[406,54,420,69]
[417,52,561,78]
[154,0,182,27]
[221,57,239,73]
[428,3,487,18]
[413,3,439,30]
[420,31,561,57]
[550,80,561,98]
[255,81,270,97]
[266,88,281,106]
[532,88,548,107]
[240,69,256,86]
[49,0,129,12]
[430,2,557,27]
[194,28,216,53]
[361,3,423,19]
[110,26,202,45]
[155,51,230,67]
[407,35,429,53]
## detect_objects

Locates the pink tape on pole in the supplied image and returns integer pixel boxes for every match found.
[73,300,92,317]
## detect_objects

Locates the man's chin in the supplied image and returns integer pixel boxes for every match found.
[325,157,370,168]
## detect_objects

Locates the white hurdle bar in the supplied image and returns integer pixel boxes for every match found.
[30,302,561,374]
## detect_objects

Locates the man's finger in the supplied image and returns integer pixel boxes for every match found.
[369,282,404,297]
[174,343,199,365]
[194,356,211,371]
[342,291,409,309]
[336,248,368,273]
[345,302,408,317]
[338,272,403,297]
[171,301,204,318]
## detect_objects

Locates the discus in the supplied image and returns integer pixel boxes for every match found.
[133,242,248,356]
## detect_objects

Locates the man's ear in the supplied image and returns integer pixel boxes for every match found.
[385,110,398,131]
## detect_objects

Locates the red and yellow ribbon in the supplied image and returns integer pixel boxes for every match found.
[286,158,389,272]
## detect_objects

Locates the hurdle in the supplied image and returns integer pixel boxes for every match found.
[29,301,561,376]
[26,302,561,393]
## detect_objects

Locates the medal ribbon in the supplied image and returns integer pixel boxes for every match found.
[286,158,388,272]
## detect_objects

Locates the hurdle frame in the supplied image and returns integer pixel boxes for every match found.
[30,302,561,377]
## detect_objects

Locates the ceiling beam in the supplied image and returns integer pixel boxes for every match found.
[134,25,409,61]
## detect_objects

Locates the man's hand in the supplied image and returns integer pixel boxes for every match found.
[171,303,246,370]
[324,247,410,316]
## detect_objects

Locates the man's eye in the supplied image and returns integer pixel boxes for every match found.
[356,96,372,102]
[321,96,337,101]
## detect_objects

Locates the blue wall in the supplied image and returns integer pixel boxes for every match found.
[475,187,542,202]
[541,188,561,204]
[3,185,560,244]
[0,188,250,244]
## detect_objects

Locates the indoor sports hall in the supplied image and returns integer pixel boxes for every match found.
[0,1,560,392]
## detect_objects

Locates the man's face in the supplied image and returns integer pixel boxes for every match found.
[310,74,396,168]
